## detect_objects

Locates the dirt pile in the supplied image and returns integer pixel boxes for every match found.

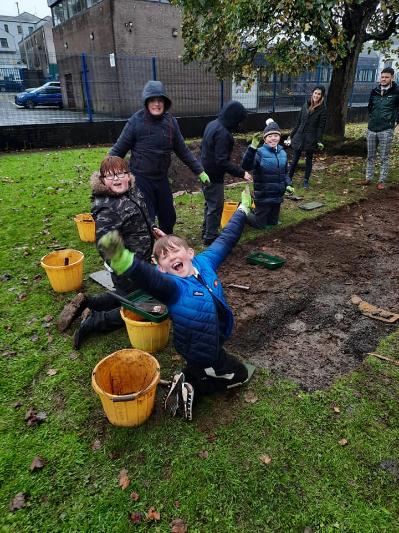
[221,186,399,390]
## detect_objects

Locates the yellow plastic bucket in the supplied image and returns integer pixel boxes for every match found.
[41,249,84,293]
[120,308,171,353]
[74,213,96,242]
[92,348,160,427]
[221,201,239,228]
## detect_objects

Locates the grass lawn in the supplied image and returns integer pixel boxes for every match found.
[1,124,399,532]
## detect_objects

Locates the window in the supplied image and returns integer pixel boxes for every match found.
[4,24,9,32]
[28,26,33,33]
[17,25,23,34]
[0,38,9,48]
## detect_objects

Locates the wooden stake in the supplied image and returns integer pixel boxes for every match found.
[368,352,399,367]
[227,283,250,290]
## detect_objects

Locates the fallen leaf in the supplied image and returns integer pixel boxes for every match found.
[91,439,101,451]
[33,274,42,281]
[46,368,58,376]
[174,500,180,509]
[206,433,217,443]
[130,491,140,501]
[146,507,160,521]
[338,438,348,446]
[332,405,341,413]
[30,334,39,342]
[197,450,209,459]
[1,350,17,358]
[25,408,47,427]
[130,512,142,524]
[69,351,79,360]
[13,401,22,409]
[170,518,188,532]
[0,273,12,282]
[30,455,45,471]
[43,315,54,323]
[18,293,28,301]
[9,492,27,511]
[244,390,258,404]
[26,317,38,325]
[259,454,272,465]
[118,468,130,490]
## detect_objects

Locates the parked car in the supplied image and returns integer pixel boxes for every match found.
[24,81,61,93]
[15,84,63,109]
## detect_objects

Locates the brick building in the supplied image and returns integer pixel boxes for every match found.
[48,0,225,116]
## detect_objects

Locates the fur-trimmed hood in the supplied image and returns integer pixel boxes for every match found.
[90,171,134,197]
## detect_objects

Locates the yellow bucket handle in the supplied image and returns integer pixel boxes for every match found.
[110,368,160,403]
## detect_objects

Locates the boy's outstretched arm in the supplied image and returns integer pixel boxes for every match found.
[98,231,177,304]
[199,188,251,271]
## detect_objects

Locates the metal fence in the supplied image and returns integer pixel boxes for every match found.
[0,52,378,127]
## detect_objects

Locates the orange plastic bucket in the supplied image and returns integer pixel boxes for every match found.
[92,349,160,427]
[221,201,239,228]
[41,248,84,292]
[120,308,171,353]
[74,213,96,242]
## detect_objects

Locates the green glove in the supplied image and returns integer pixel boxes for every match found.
[98,231,135,275]
[199,171,210,184]
[238,185,252,215]
[317,142,324,150]
[251,133,262,149]
[286,185,295,194]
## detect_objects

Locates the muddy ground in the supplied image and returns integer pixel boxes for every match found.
[218,186,399,391]
[168,139,363,193]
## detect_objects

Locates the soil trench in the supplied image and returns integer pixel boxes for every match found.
[221,186,399,391]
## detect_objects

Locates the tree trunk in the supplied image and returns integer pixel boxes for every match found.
[325,49,361,141]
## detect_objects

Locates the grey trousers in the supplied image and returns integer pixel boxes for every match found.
[366,128,394,183]
[202,182,224,241]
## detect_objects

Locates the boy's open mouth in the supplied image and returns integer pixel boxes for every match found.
[172,261,183,272]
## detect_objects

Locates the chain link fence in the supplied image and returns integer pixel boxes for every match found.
[0,52,378,126]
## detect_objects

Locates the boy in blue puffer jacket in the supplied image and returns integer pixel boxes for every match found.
[98,189,252,421]
[242,118,294,228]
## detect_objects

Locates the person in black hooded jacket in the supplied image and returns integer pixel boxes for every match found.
[109,81,209,234]
[200,100,251,245]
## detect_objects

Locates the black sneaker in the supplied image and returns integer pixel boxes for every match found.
[181,382,194,421]
[163,372,184,417]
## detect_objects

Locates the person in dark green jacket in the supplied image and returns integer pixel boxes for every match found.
[363,67,399,190]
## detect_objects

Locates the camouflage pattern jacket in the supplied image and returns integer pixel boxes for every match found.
[90,172,154,264]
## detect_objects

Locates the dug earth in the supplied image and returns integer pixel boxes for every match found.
[220,186,399,391]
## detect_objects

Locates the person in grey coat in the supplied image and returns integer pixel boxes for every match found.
[285,85,327,188]
[109,81,209,234]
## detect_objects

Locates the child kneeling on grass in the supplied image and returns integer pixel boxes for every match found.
[98,188,252,421]
[242,118,294,228]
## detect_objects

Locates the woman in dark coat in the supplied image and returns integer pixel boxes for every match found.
[286,85,327,188]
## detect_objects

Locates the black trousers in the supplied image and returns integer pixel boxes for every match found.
[183,349,248,397]
[85,273,140,333]
[135,175,176,234]
[247,203,281,228]
[289,149,314,181]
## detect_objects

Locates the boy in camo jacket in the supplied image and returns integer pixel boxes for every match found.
[58,156,163,348]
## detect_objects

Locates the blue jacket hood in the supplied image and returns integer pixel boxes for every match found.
[142,80,171,111]
[219,100,247,130]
